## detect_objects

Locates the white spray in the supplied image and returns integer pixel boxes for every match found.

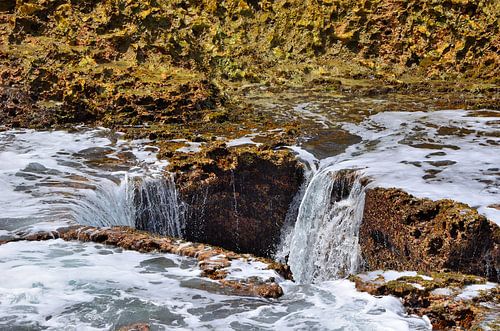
[280,166,366,283]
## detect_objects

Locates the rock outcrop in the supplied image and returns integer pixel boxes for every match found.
[168,144,304,258]
[351,270,499,330]
[360,188,500,282]
[1,0,498,133]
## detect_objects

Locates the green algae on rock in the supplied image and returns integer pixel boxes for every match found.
[351,270,499,330]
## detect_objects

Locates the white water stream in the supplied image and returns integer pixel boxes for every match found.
[0,128,184,235]
[279,108,499,286]
[286,170,365,283]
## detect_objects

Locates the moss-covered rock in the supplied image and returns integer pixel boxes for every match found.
[351,270,499,330]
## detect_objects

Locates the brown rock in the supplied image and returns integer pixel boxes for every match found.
[351,272,497,330]
[116,323,150,331]
[161,146,303,258]
[360,188,500,282]
[219,280,284,299]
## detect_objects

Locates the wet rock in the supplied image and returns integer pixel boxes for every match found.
[360,188,500,282]
[219,280,284,298]
[116,323,150,331]
[351,271,498,330]
[170,145,303,258]
[0,0,15,13]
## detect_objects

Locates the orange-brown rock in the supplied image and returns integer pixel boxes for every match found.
[351,271,498,330]
[360,188,500,282]
[220,280,284,298]
[116,323,150,331]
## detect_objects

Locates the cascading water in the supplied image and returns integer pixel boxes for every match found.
[71,174,135,228]
[73,173,185,238]
[0,129,185,238]
[133,175,186,237]
[280,167,366,283]
[0,128,433,330]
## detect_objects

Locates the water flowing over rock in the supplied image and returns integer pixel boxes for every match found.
[0,225,287,299]
[73,175,135,228]
[134,175,186,238]
[284,169,366,283]
[76,174,186,239]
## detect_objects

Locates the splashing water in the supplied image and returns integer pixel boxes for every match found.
[134,175,186,237]
[0,128,432,330]
[73,173,186,238]
[281,168,366,283]
[72,174,135,228]
[0,128,185,237]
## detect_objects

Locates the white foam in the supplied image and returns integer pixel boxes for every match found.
[171,139,204,153]
[224,259,282,282]
[292,102,332,129]
[431,288,453,296]
[226,134,262,147]
[316,110,500,224]
[358,270,432,282]
[0,240,431,330]
[0,129,171,231]
[287,145,319,172]
[410,283,425,290]
[14,220,74,236]
[176,142,203,153]
[456,282,497,300]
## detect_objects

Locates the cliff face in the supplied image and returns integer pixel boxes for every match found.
[360,188,500,282]
[1,0,498,131]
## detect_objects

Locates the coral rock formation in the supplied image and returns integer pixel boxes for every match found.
[360,188,500,282]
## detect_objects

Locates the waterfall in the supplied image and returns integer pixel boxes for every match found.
[72,175,135,228]
[73,174,185,237]
[280,168,366,283]
[134,175,186,237]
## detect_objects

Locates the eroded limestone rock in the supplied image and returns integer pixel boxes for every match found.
[360,188,500,282]
[170,144,304,258]
[351,270,499,330]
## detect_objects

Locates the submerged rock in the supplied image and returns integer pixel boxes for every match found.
[2,225,289,299]
[351,270,499,330]
[117,323,150,331]
[360,188,500,282]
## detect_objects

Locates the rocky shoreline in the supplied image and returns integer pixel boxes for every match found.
[351,270,499,330]
[0,225,290,299]
[1,220,497,329]
[1,0,499,329]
